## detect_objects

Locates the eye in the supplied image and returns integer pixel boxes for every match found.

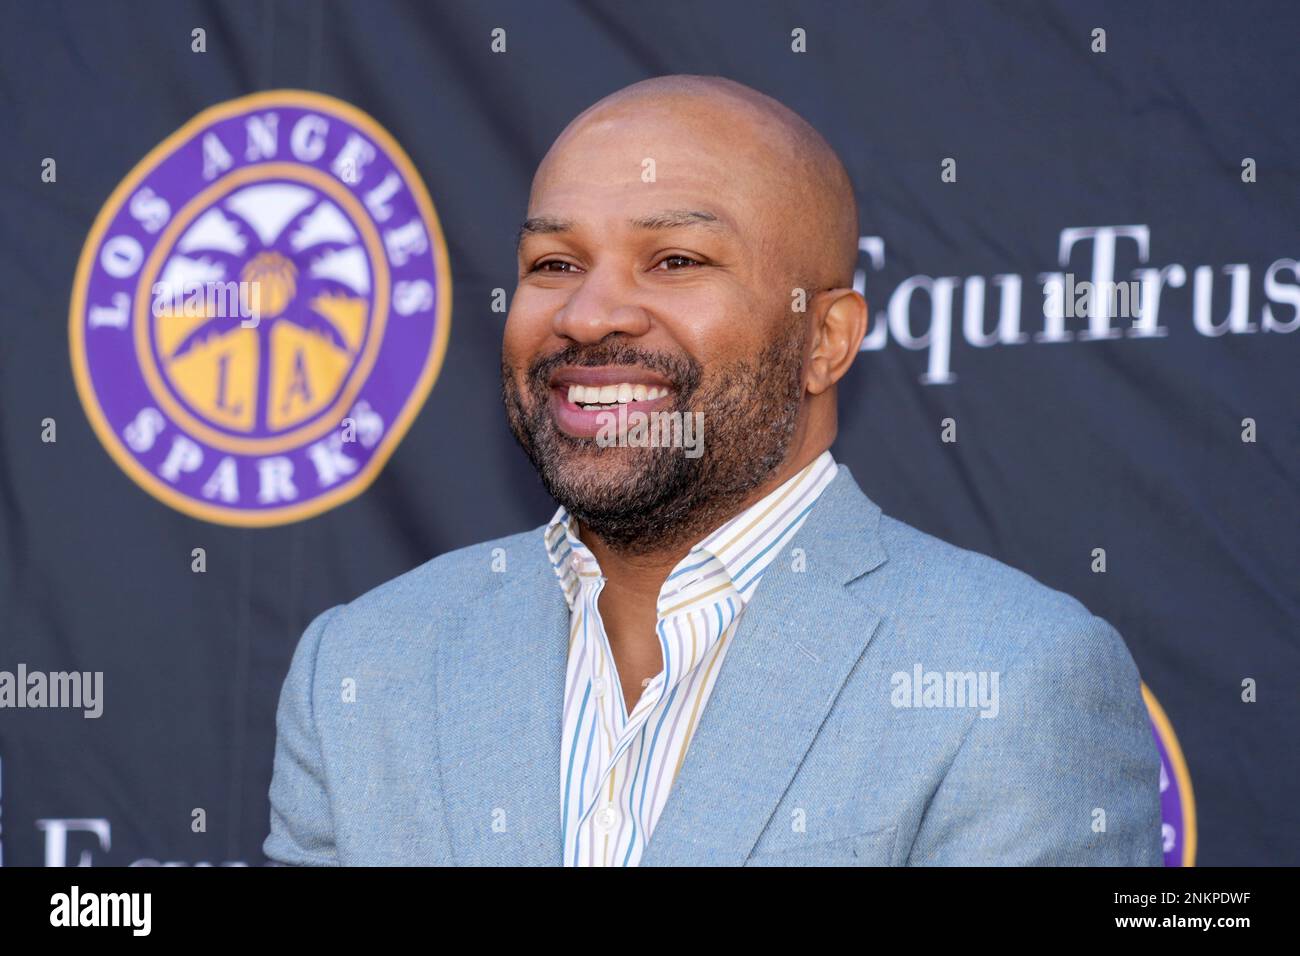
[529,259,582,274]
[653,254,704,271]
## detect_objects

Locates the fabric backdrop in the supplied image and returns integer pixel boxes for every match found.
[0,0,1296,866]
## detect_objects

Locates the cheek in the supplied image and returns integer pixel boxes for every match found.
[696,277,781,338]
[683,316,776,370]
[657,287,755,355]
[502,301,547,372]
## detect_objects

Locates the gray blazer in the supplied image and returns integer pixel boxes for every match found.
[265,464,1163,866]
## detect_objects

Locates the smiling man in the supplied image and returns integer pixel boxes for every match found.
[266,75,1163,867]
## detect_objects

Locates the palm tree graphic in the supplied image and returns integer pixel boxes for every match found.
[153,181,371,437]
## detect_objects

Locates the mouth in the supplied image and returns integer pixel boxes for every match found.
[546,366,677,438]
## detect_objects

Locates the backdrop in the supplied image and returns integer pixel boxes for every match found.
[1,0,1296,867]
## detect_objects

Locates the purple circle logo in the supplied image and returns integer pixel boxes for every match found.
[70,91,452,526]
[1142,683,1197,866]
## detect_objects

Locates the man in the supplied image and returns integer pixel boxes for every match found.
[265,75,1163,866]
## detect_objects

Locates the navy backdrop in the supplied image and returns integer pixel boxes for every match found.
[0,0,1296,866]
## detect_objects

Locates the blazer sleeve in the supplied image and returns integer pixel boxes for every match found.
[906,613,1165,865]
[264,604,345,866]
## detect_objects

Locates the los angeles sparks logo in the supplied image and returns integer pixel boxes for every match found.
[69,91,451,526]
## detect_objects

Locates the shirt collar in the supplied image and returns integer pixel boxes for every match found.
[543,450,839,615]
[542,507,587,611]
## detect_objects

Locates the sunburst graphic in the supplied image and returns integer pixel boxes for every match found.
[150,181,373,436]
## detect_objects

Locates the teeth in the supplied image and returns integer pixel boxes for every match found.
[565,383,670,406]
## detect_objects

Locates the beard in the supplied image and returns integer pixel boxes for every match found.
[501,320,809,556]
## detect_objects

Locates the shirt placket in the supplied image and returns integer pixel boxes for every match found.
[574,579,672,848]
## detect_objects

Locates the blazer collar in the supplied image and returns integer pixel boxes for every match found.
[792,461,888,586]
[639,464,889,865]
[434,547,569,865]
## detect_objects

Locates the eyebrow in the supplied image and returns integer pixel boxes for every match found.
[516,208,728,250]
[630,208,724,231]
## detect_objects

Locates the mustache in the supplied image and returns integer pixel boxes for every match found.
[526,340,702,397]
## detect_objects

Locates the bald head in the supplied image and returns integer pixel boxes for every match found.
[534,74,860,289]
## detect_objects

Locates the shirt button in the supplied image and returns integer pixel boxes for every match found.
[595,804,618,831]
[592,676,607,698]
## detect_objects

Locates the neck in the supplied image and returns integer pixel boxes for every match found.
[576,442,828,605]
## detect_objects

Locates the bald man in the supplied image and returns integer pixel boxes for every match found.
[266,75,1163,867]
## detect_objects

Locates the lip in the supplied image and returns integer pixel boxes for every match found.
[547,365,674,389]
[548,385,675,439]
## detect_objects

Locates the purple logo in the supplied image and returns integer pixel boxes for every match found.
[1143,683,1197,866]
[70,91,451,526]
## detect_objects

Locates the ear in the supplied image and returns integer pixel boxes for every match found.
[805,289,868,395]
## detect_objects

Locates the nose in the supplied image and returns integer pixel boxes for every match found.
[550,266,652,344]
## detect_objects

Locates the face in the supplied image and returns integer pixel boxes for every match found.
[501,103,813,552]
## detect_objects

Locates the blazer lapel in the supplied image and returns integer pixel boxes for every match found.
[434,534,569,865]
[640,465,890,867]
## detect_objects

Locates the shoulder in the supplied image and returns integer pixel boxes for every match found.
[873,513,1133,674]
[300,524,549,669]
[352,524,546,616]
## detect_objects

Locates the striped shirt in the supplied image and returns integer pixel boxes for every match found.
[545,450,839,866]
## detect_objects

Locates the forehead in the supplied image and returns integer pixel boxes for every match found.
[527,103,791,235]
